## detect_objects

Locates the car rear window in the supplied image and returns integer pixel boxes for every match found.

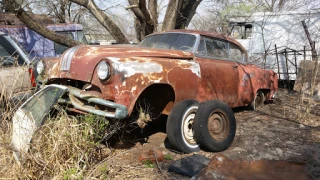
[196,36,229,59]
[230,43,245,62]
[196,36,245,62]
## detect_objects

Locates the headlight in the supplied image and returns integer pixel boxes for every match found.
[97,61,110,80]
[36,61,44,74]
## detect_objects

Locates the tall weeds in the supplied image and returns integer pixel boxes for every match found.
[0,108,111,179]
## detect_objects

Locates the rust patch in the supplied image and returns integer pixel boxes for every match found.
[195,154,310,180]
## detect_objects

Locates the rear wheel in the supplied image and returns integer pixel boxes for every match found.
[166,100,200,153]
[194,100,236,152]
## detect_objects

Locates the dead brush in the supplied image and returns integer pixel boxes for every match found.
[0,108,113,179]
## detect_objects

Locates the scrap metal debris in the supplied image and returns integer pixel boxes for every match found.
[194,154,310,180]
[168,154,310,179]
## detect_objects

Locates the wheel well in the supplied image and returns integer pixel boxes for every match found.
[134,84,175,117]
[258,89,270,95]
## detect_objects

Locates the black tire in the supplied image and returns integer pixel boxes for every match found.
[166,100,200,153]
[249,90,265,110]
[194,100,236,152]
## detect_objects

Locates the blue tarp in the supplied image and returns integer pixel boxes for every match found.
[0,24,84,58]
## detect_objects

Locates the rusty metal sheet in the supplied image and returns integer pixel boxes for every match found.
[195,154,310,180]
[47,45,194,82]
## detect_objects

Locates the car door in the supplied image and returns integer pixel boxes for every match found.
[0,35,31,98]
[195,36,240,106]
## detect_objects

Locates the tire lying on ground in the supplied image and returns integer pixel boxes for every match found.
[194,100,236,152]
[166,100,200,153]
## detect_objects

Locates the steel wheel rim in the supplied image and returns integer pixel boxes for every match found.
[181,106,198,147]
[207,110,229,142]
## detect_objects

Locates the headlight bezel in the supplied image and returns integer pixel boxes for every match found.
[97,61,111,80]
[36,60,45,75]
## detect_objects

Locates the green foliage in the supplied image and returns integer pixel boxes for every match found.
[63,168,78,180]
[143,159,155,168]
[79,113,109,142]
[98,165,110,176]
[164,154,173,160]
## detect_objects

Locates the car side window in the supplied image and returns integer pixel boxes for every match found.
[197,38,206,55]
[0,37,24,67]
[197,36,229,59]
[230,43,245,62]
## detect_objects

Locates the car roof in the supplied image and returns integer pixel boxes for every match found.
[148,29,246,52]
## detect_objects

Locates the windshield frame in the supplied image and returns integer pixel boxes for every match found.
[140,32,200,53]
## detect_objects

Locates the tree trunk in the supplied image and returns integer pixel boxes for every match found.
[162,0,201,31]
[148,0,158,31]
[70,0,129,44]
[128,0,156,41]
[175,0,202,29]
[162,0,181,31]
[5,0,83,47]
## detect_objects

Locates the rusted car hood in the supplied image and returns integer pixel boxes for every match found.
[48,45,194,82]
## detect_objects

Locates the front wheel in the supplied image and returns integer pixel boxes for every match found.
[166,100,200,153]
[194,100,236,152]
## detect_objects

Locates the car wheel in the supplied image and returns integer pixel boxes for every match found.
[166,100,200,153]
[249,90,265,110]
[194,100,236,152]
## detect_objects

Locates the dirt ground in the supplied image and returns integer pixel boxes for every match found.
[86,88,320,179]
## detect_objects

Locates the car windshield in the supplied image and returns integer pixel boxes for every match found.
[139,33,197,52]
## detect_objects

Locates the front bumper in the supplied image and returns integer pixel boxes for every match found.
[60,86,128,119]
[36,77,128,119]
[12,84,128,161]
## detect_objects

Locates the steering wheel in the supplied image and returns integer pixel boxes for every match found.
[178,46,192,52]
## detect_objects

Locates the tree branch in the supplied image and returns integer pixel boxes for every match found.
[128,0,155,41]
[148,0,158,31]
[70,0,129,44]
[6,0,82,47]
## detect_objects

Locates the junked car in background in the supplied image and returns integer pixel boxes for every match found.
[12,30,278,159]
[0,32,36,109]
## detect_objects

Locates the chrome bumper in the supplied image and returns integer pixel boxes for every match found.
[12,84,128,161]
[60,86,128,119]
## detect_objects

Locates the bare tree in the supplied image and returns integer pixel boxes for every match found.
[69,0,129,44]
[5,0,203,46]
[127,0,202,41]
[127,0,157,41]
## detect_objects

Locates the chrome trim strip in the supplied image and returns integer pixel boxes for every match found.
[60,46,81,71]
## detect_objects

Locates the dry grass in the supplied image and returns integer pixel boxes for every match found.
[0,107,112,179]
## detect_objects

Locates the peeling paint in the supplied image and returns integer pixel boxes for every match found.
[111,59,163,78]
[38,30,278,117]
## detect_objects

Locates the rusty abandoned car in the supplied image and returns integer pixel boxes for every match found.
[0,32,35,107]
[11,30,278,159]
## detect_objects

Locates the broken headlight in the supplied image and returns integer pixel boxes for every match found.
[36,60,44,75]
[97,61,110,80]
